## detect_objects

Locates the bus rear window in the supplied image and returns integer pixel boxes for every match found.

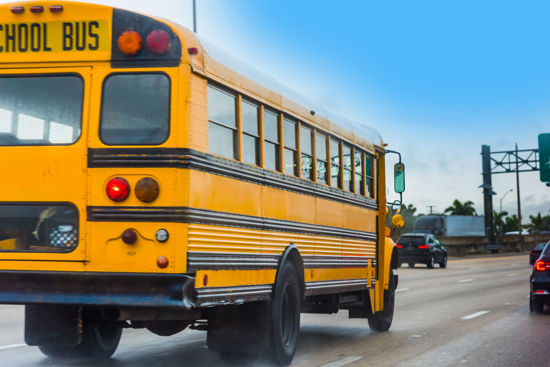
[0,204,78,253]
[0,75,83,145]
[100,73,170,145]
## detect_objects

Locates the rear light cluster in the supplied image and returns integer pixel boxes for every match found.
[535,260,550,272]
[418,244,430,249]
[10,5,63,13]
[117,29,172,56]
[396,244,403,248]
[106,177,160,203]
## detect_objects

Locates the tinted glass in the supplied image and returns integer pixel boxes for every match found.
[397,236,425,246]
[242,100,258,135]
[300,125,312,155]
[208,85,236,128]
[101,74,169,145]
[317,161,328,184]
[243,134,259,165]
[0,204,78,253]
[316,133,327,160]
[264,110,279,142]
[0,75,82,145]
[284,148,297,175]
[330,139,340,188]
[209,122,236,159]
[284,118,296,149]
[264,141,279,171]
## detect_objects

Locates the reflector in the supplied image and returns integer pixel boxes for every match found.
[117,31,143,56]
[146,30,171,55]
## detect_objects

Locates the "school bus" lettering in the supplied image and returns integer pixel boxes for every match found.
[0,21,101,53]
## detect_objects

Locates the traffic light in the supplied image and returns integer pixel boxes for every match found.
[539,133,550,183]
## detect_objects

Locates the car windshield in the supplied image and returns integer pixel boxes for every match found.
[398,236,425,246]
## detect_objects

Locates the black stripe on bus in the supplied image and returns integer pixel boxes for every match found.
[87,206,377,242]
[87,148,378,211]
[186,252,375,272]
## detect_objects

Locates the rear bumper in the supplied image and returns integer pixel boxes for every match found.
[398,251,430,263]
[0,270,195,308]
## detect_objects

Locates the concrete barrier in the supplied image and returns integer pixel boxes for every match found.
[440,234,550,257]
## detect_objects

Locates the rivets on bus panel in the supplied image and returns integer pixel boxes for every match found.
[118,30,143,56]
[30,6,44,13]
[157,256,169,269]
[49,5,64,13]
[121,229,138,245]
[10,6,24,14]
[146,30,171,55]
[155,229,169,243]
[135,177,160,203]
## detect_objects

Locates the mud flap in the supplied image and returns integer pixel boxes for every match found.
[24,305,83,347]
[207,301,270,353]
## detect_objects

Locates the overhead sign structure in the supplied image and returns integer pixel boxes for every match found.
[539,133,550,182]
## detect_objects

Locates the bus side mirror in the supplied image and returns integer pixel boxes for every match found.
[394,163,405,193]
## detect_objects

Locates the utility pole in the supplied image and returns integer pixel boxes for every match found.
[481,145,496,248]
[515,144,523,251]
[192,0,197,33]
[427,205,435,214]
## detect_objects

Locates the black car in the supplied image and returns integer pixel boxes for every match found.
[530,242,550,313]
[530,242,548,265]
[396,233,447,268]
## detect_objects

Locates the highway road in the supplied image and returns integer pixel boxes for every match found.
[0,253,547,367]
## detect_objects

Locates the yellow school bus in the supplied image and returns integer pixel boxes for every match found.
[0,1,403,365]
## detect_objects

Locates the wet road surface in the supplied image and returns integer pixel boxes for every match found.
[0,253,547,367]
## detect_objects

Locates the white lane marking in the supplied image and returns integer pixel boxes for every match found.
[395,288,410,292]
[320,356,363,367]
[458,279,473,283]
[0,344,26,351]
[410,334,423,338]
[507,273,518,277]
[461,310,489,320]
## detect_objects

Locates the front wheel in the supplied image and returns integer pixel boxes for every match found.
[268,261,301,366]
[368,269,395,332]
[39,309,122,360]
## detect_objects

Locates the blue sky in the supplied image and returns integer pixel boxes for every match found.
[6,0,548,219]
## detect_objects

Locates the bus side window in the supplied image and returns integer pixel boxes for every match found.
[208,84,238,160]
[241,99,260,166]
[342,143,352,191]
[263,109,280,171]
[283,117,298,176]
[330,137,341,188]
[354,148,365,195]
[316,132,328,185]
[300,125,313,180]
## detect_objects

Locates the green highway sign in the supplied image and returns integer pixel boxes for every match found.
[540,133,550,182]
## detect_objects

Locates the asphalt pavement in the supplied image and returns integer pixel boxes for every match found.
[0,253,546,367]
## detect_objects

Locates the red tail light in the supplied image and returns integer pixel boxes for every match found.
[10,6,24,13]
[396,244,403,248]
[30,6,44,13]
[535,260,550,272]
[146,30,171,55]
[418,244,429,249]
[106,177,130,202]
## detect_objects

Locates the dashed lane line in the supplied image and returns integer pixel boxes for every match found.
[320,356,363,367]
[0,344,26,351]
[461,310,490,320]
[395,288,410,292]
[458,279,473,283]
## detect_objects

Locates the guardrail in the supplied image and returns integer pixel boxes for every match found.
[440,234,550,257]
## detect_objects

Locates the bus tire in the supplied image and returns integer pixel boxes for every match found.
[39,308,122,360]
[368,269,395,332]
[268,261,301,366]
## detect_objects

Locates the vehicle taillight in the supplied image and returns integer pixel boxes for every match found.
[396,244,403,248]
[10,6,24,13]
[135,177,160,203]
[30,6,44,13]
[118,30,143,55]
[418,244,429,249]
[49,5,64,13]
[535,260,550,272]
[146,30,171,55]
[106,177,130,202]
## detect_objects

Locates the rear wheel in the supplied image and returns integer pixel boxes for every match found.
[530,298,544,314]
[38,308,122,360]
[268,261,301,366]
[439,255,447,268]
[427,254,435,269]
[368,269,395,332]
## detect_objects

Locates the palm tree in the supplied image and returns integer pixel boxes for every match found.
[524,213,550,234]
[493,210,508,236]
[503,214,519,233]
[444,199,477,216]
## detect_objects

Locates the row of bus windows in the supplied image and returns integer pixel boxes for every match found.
[208,84,375,197]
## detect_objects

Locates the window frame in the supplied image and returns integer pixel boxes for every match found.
[283,116,298,176]
[329,136,342,188]
[207,83,239,159]
[263,107,281,172]
[240,97,261,166]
